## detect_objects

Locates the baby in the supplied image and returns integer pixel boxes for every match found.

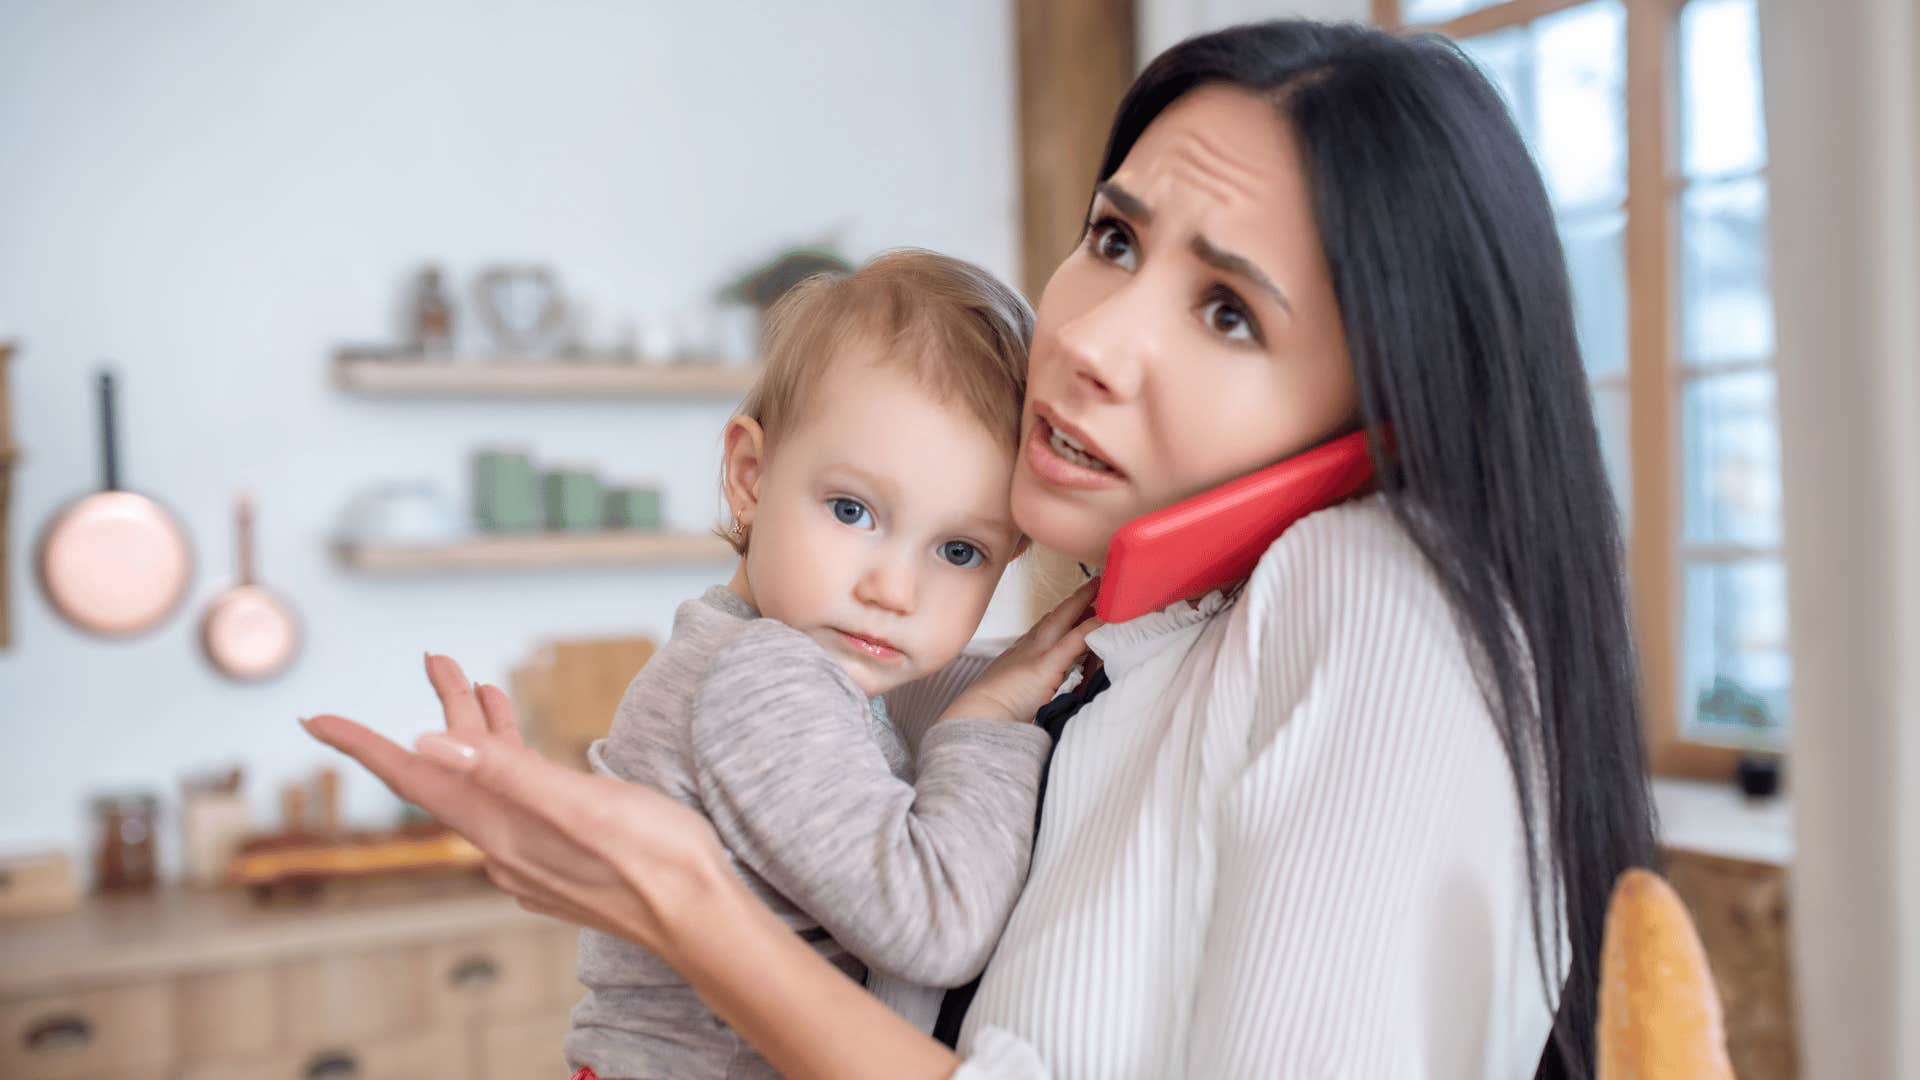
[566,250,1082,1080]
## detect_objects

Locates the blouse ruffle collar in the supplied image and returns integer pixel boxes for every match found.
[1085,588,1228,673]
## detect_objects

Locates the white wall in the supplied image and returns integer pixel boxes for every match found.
[0,0,1022,874]
[1138,0,1372,68]
[1759,0,1920,1074]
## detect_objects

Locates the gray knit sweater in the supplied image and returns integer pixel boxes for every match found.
[565,586,1051,1080]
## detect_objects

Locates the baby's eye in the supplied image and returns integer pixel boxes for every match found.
[939,540,984,568]
[828,497,875,530]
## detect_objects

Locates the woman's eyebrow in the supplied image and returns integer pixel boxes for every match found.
[1191,234,1293,316]
[1094,181,1152,223]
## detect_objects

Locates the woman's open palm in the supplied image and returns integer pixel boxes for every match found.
[301,654,728,964]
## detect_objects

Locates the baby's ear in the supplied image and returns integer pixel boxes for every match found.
[721,416,769,525]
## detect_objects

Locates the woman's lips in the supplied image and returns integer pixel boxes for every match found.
[1025,417,1127,491]
[836,629,902,662]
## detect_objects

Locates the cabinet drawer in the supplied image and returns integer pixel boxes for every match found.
[277,945,430,1050]
[177,965,278,1063]
[426,928,555,1021]
[477,1011,572,1080]
[0,981,175,1079]
[178,1025,467,1080]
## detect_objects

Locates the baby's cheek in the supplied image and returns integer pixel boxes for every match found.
[929,579,999,657]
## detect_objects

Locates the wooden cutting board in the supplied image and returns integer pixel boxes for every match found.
[0,852,82,919]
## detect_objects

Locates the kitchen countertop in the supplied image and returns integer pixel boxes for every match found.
[0,874,551,997]
[1653,776,1793,866]
[1,780,1790,998]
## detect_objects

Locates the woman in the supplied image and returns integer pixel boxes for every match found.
[308,20,1655,1078]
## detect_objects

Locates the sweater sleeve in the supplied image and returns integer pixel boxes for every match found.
[882,636,1009,756]
[689,620,1052,987]
[1180,508,1554,1077]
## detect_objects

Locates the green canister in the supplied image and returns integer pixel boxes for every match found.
[603,486,663,530]
[472,447,541,533]
[544,467,603,532]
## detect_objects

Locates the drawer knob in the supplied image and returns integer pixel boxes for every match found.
[451,955,501,989]
[25,1014,93,1054]
[306,1049,361,1078]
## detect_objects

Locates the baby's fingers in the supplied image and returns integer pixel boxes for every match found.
[1043,615,1103,673]
[1031,577,1102,647]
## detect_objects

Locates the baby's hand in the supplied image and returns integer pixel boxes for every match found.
[942,578,1103,726]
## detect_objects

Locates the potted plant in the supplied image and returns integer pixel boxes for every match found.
[1696,675,1784,798]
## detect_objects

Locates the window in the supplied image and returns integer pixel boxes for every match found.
[1377,0,1788,777]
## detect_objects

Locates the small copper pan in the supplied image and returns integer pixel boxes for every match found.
[37,371,193,637]
[200,492,300,681]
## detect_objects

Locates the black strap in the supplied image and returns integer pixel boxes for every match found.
[932,667,1112,1048]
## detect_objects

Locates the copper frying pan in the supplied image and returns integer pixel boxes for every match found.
[37,371,193,637]
[199,492,300,681]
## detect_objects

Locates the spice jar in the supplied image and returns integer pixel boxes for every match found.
[92,791,160,892]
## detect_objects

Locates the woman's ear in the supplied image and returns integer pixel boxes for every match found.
[721,416,769,528]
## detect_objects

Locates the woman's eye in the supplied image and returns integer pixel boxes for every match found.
[1087,219,1137,270]
[938,540,984,568]
[828,497,874,529]
[1201,294,1256,343]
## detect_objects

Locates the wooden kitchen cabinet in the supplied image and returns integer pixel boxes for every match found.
[0,981,175,1079]
[0,879,580,1079]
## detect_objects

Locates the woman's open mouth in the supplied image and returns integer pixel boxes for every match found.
[1027,415,1126,490]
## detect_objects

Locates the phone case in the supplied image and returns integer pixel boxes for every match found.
[1094,429,1377,622]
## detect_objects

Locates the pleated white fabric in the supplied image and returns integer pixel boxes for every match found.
[951,495,1563,1079]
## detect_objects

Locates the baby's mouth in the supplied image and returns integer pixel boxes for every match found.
[835,629,903,662]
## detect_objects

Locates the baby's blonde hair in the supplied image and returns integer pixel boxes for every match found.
[722,249,1034,554]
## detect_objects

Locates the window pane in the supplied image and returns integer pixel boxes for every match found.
[1531,0,1626,210]
[1683,558,1791,747]
[1561,210,1628,377]
[1592,382,1631,525]
[1682,370,1783,547]
[1404,0,1506,23]
[1680,177,1774,365]
[1680,0,1767,178]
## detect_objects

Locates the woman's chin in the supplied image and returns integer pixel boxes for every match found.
[1011,481,1121,568]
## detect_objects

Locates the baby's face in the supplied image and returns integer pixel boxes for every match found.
[741,349,1021,696]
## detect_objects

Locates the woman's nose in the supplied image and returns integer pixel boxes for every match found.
[853,551,917,616]
[1054,290,1148,402]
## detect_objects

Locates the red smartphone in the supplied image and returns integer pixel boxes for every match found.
[1094,429,1378,622]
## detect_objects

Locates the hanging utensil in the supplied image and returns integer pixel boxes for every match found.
[199,492,301,681]
[37,370,193,637]
[1,341,18,648]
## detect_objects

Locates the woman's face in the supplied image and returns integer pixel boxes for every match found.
[1011,84,1359,565]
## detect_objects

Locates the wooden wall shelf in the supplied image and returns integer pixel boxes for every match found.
[334,531,735,574]
[332,352,760,399]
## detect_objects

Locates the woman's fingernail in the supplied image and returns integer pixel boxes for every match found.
[416,732,479,770]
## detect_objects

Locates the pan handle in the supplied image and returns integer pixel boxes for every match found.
[236,492,257,585]
[97,370,120,491]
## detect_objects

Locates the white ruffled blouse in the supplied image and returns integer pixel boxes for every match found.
[917,496,1562,1078]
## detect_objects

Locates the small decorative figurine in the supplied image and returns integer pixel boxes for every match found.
[408,265,455,356]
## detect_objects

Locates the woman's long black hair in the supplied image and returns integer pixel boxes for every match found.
[1100,21,1659,1077]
